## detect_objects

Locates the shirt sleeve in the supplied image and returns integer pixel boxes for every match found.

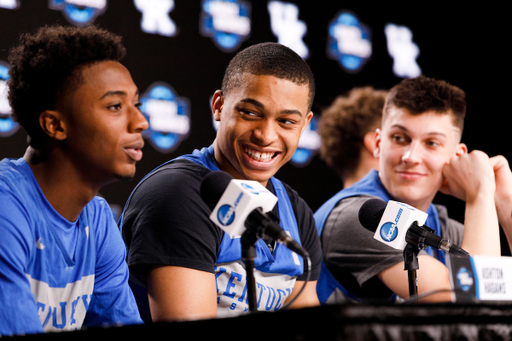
[0,189,44,336]
[321,196,404,296]
[121,162,224,284]
[83,198,142,328]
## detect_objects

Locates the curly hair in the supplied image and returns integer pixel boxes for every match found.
[383,75,466,133]
[7,25,126,147]
[318,87,388,179]
[221,42,315,111]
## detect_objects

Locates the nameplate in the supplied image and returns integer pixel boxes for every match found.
[448,255,512,303]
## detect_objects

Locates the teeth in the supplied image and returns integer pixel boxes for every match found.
[244,147,275,161]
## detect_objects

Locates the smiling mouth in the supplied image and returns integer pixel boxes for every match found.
[244,146,277,162]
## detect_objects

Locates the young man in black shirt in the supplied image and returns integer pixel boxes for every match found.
[120,42,322,322]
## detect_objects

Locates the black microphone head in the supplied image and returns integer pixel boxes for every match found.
[200,170,234,211]
[358,198,387,233]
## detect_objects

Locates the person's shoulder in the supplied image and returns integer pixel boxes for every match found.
[138,159,210,193]
[336,195,378,214]
[0,158,29,188]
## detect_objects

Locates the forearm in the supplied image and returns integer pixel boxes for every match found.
[461,191,500,256]
[495,197,512,253]
[285,280,319,309]
[148,265,217,322]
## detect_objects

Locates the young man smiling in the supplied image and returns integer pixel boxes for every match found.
[315,76,512,304]
[120,42,322,322]
[0,26,146,335]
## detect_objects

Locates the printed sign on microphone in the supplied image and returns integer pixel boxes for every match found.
[209,180,278,238]
[374,200,428,250]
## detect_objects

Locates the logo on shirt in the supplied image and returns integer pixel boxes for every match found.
[49,0,108,26]
[380,208,403,242]
[140,81,190,153]
[0,61,19,137]
[200,0,251,52]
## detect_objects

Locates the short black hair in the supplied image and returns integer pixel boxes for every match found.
[221,42,315,111]
[7,25,126,147]
[383,75,466,134]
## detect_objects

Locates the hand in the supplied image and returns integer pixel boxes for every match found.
[440,150,496,202]
[490,155,512,205]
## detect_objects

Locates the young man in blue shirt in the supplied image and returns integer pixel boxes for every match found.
[315,76,512,304]
[0,25,147,335]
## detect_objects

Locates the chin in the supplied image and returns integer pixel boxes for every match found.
[113,165,137,182]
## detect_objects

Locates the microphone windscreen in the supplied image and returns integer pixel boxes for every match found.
[200,170,234,210]
[358,198,387,233]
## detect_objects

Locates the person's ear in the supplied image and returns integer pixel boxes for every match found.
[455,143,468,157]
[373,128,382,158]
[301,111,314,134]
[39,110,67,141]
[212,90,224,121]
[364,129,379,155]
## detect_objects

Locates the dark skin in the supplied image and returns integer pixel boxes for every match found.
[23,61,148,222]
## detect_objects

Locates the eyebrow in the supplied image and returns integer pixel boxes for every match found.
[99,89,139,100]
[391,124,447,137]
[238,98,303,117]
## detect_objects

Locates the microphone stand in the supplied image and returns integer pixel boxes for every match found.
[241,229,259,312]
[403,243,419,302]
[403,222,431,303]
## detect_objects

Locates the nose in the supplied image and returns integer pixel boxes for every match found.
[129,105,149,133]
[252,119,278,146]
[402,141,422,164]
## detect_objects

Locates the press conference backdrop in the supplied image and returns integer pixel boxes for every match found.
[0,1,508,253]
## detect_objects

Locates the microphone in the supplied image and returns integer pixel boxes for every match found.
[358,198,469,256]
[200,171,309,258]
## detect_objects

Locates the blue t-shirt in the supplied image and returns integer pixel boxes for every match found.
[0,158,141,336]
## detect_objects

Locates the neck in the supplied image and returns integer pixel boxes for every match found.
[24,146,101,222]
[344,150,379,189]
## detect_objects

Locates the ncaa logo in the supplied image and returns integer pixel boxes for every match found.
[456,267,473,292]
[49,0,107,27]
[240,182,265,195]
[0,61,19,137]
[290,115,320,167]
[140,82,190,153]
[217,204,235,226]
[327,10,372,73]
[200,0,251,52]
[380,222,398,242]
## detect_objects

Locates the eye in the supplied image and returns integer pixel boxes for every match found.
[108,103,122,111]
[426,140,440,148]
[239,109,259,118]
[278,118,297,126]
[391,133,407,144]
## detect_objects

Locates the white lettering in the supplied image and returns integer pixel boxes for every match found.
[146,99,189,134]
[65,0,106,9]
[207,1,250,35]
[134,0,177,37]
[385,23,421,78]
[267,1,308,59]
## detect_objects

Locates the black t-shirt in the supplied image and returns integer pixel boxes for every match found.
[121,159,322,284]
